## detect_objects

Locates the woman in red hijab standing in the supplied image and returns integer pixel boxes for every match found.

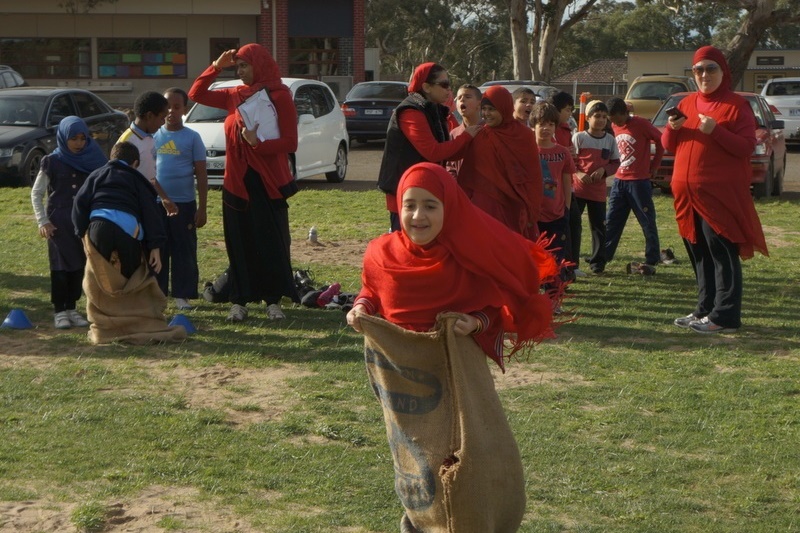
[189,44,299,322]
[662,45,768,334]
[377,62,481,231]
[457,85,543,240]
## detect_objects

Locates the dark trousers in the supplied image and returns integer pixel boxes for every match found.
[538,213,571,265]
[605,179,660,266]
[87,219,144,279]
[683,213,742,328]
[51,269,84,312]
[570,196,606,273]
[156,200,199,299]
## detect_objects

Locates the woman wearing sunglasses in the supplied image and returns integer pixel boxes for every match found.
[377,63,482,231]
[662,45,768,335]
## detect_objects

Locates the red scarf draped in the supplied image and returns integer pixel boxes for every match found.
[360,163,557,367]
[456,85,542,238]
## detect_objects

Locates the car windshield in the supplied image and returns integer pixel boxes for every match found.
[652,95,686,127]
[764,80,800,96]
[348,83,407,100]
[185,103,227,123]
[0,95,46,126]
[630,82,689,100]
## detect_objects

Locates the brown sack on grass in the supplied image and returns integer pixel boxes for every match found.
[360,313,525,533]
[83,235,187,345]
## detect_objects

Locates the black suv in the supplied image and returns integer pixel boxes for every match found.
[0,66,26,89]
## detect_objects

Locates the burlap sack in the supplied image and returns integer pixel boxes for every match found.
[83,236,187,345]
[360,313,525,532]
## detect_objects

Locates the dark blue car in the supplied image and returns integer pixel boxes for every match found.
[340,81,408,144]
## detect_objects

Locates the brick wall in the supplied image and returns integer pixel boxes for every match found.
[257,0,365,81]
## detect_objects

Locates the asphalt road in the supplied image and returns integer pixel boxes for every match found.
[298,141,800,198]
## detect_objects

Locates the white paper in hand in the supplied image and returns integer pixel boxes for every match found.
[238,89,280,142]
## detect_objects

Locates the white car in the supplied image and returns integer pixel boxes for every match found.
[184,78,349,186]
[761,77,800,144]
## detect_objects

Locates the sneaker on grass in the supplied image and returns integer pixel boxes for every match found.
[54,311,71,329]
[175,298,194,310]
[67,310,89,327]
[674,313,699,328]
[266,303,285,320]
[689,316,738,334]
[227,304,248,322]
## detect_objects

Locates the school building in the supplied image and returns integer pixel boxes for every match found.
[0,0,366,107]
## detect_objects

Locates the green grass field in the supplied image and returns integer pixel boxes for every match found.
[1,184,798,532]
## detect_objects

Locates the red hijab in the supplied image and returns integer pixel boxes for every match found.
[234,44,286,99]
[360,163,557,367]
[408,62,438,94]
[456,85,542,237]
[693,45,733,104]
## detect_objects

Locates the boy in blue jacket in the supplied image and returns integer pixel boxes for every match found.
[73,142,166,279]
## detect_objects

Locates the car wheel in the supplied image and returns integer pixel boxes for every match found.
[325,143,347,183]
[772,156,785,197]
[21,149,45,187]
[752,159,773,199]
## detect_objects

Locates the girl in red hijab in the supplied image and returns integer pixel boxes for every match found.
[457,85,543,239]
[348,162,558,369]
[662,45,768,334]
[189,44,299,322]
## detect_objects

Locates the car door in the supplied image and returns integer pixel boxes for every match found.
[72,91,116,154]
[292,83,325,177]
[43,93,79,154]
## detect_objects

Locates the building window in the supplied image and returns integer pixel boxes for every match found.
[1,38,91,79]
[756,56,784,66]
[210,38,240,78]
[288,37,339,77]
[98,38,187,78]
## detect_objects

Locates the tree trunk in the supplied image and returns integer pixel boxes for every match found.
[724,0,776,89]
[509,0,532,79]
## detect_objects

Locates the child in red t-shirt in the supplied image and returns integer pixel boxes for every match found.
[531,102,575,273]
[605,97,665,270]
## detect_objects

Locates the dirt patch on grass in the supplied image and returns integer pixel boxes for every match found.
[143,362,316,427]
[0,485,261,533]
[491,363,590,390]
[292,238,368,268]
[762,225,800,249]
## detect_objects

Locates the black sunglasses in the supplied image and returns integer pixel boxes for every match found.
[430,80,451,90]
[692,64,719,76]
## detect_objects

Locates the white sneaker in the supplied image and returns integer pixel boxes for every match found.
[54,311,71,329]
[573,268,587,278]
[67,310,89,327]
[266,303,285,320]
[175,298,193,310]
[227,304,248,322]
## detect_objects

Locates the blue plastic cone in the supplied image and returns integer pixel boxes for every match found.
[2,308,34,329]
[169,313,196,334]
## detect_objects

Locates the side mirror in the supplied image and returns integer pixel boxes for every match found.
[298,114,315,125]
[771,120,785,130]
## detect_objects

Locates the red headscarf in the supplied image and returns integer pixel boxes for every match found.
[456,85,542,238]
[360,163,557,367]
[408,62,438,94]
[234,43,286,99]
[693,45,733,103]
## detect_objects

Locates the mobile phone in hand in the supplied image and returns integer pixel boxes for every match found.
[665,106,687,120]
